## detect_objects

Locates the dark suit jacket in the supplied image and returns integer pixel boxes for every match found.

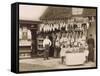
[87,38,94,48]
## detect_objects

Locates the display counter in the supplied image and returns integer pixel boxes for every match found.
[65,52,87,65]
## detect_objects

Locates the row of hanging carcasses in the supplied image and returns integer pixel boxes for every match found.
[39,22,89,32]
[61,31,86,39]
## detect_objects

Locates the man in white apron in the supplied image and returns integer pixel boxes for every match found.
[43,36,52,60]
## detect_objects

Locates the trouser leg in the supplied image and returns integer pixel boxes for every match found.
[46,50,49,59]
[54,48,57,57]
[57,47,60,57]
[44,50,49,60]
[61,56,64,64]
[88,48,94,62]
[44,45,49,60]
[43,51,46,60]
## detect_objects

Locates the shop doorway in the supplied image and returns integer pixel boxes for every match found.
[30,28,37,57]
[49,35,54,57]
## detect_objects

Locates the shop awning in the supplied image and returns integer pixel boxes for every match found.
[40,7,96,20]
[40,6,72,20]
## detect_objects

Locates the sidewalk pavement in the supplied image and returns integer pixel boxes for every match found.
[19,57,96,71]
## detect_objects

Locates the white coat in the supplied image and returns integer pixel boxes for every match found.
[60,47,66,57]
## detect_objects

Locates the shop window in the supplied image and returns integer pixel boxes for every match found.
[22,27,28,40]
[19,28,22,40]
[22,32,27,40]
[72,8,83,15]
[38,40,43,43]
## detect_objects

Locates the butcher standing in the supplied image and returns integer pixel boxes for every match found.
[43,36,52,60]
[87,34,95,62]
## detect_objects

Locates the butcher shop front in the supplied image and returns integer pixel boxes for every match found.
[19,6,96,65]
